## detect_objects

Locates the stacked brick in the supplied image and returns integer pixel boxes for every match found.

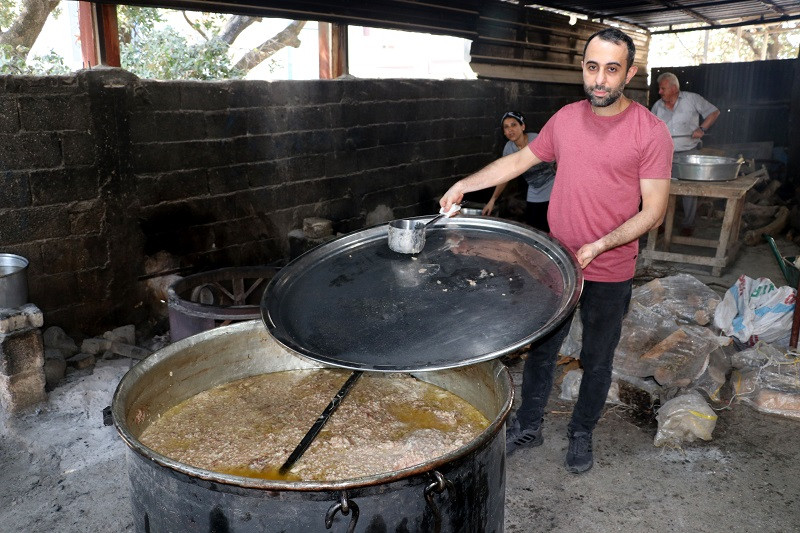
[1,69,569,336]
[0,305,46,414]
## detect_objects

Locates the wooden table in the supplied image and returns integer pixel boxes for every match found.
[640,170,764,276]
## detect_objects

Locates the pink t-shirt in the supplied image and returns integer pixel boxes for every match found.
[529,99,673,282]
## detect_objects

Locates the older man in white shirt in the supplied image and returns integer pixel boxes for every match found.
[651,72,720,236]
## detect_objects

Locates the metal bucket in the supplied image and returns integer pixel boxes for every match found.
[113,321,512,532]
[167,266,280,342]
[0,253,29,308]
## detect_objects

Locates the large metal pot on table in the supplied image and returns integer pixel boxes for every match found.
[672,154,744,181]
[113,217,582,533]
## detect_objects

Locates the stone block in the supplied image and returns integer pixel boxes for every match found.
[18,94,91,132]
[22,304,43,328]
[0,368,47,414]
[179,82,231,111]
[133,82,181,111]
[0,131,62,170]
[0,328,44,376]
[81,337,112,355]
[68,199,104,235]
[43,357,66,390]
[66,353,96,370]
[42,326,79,357]
[103,324,136,345]
[61,132,97,166]
[303,217,333,239]
[206,109,248,139]
[110,341,151,360]
[0,308,28,334]
[0,97,20,133]
[39,235,106,274]
[0,205,72,245]
[0,170,30,209]
[44,347,64,360]
[208,165,249,195]
[286,154,325,181]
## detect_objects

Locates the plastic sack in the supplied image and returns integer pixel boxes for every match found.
[653,391,718,447]
[730,342,800,421]
[559,369,583,400]
[558,368,620,404]
[713,275,796,346]
[632,274,721,326]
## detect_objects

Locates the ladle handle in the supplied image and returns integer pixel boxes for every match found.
[423,212,446,229]
[424,204,461,228]
[278,370,363,475]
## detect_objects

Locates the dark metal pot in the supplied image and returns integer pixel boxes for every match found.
[113,321,513,533]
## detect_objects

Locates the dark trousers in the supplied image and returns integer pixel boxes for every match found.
[515,279,632,434]
[525,201,550,233]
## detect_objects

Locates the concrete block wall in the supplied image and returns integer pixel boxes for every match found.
[0,305,46,414]
[0,68,580,335]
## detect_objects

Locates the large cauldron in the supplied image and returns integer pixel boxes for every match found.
[113,321,513,533]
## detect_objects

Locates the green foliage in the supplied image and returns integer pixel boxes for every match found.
[117,5,164,45]
[0,44,70,75]
[0,1,19,31]
[120,25,243,80]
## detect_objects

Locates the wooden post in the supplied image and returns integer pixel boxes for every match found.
[78,2,98,69]
[78,2,121,69]
[791,276,800,349]
[319,22,332,79]
[331,23,349,78]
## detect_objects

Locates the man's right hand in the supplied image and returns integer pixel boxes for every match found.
[439,182,465,212]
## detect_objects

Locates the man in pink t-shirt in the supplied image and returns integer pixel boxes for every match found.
[440,28,672,474]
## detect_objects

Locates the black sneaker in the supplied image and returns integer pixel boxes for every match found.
[506,418,543,455]
[564,430,593,474]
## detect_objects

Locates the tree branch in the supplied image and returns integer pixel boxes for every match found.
[182,12,207,41]
[234,20,306,73]
[0,0,60,49]
[220,15,259,44]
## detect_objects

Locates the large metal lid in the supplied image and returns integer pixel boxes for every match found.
[261,216,583,372]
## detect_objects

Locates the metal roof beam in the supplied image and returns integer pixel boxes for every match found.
[650,12,800,34]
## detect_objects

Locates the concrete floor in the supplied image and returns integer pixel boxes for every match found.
[503,362,800,532]
[1,220,800,532]
[503,222,800,533]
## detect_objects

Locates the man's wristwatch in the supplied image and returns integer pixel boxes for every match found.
[699,126,707,133]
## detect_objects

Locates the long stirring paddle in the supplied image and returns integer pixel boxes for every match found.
[278,370,363,475]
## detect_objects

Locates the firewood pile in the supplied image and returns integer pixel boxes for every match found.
[555,274,800,444]
[731,166,799,246]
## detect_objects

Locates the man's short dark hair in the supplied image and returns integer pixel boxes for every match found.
[582,28,636,70]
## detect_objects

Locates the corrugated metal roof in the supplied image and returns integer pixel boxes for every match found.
[105,0,800,36]
[526,1,800,33]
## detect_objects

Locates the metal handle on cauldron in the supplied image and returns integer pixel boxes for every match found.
[278,370,363,475]
[325,490,359,533]
[424,470,454,533]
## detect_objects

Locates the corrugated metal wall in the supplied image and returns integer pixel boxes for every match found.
[650,61,795,159]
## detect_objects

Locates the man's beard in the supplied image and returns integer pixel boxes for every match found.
[584,82,625,107]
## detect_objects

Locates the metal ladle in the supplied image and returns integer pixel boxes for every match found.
[387,204,461,254]
[278,370,363,475]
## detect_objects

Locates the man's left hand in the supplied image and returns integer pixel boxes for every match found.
[576,242,603,269]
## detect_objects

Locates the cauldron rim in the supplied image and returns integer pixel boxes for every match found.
[113,321,513,492]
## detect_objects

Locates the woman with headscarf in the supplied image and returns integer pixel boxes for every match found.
[481,111,556,232]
